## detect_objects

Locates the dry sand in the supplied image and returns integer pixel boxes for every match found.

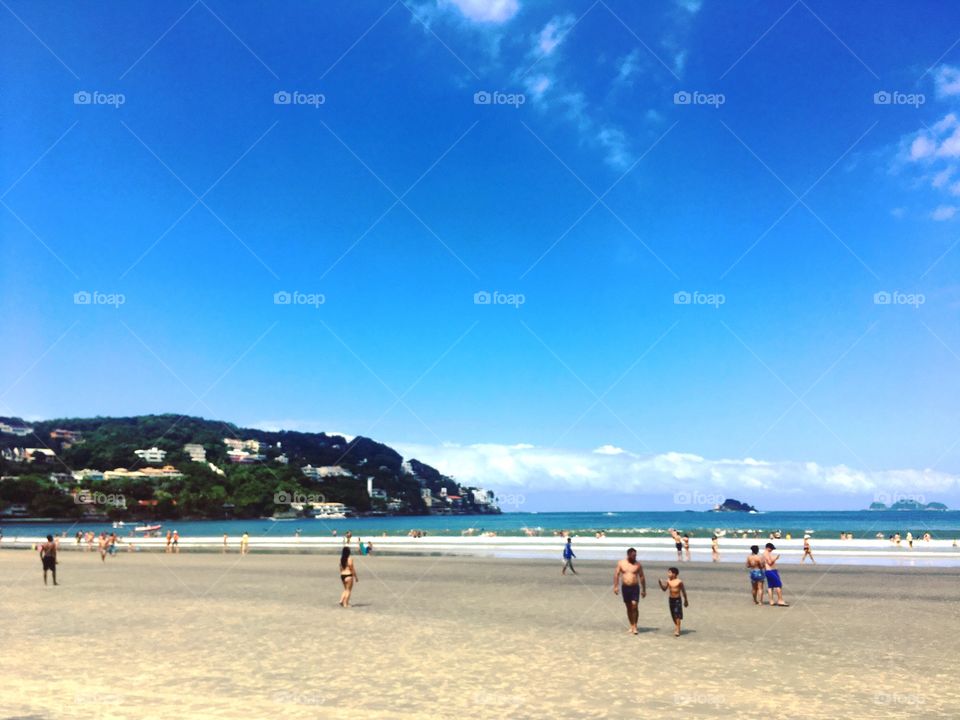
[1,549,958,719]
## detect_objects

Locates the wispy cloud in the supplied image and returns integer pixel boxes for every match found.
[392,441,960,498]
[441,0,520,24]
[935,64,960,99]
[533,13,575,57]
[932,204,957,221]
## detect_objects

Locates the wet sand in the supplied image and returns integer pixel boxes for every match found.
[1,550,958,719]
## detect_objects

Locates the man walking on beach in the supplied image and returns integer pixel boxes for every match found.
[40,534,58,586]
[763,543,789,607]
[562,538,577,575]
[613,548,646,635]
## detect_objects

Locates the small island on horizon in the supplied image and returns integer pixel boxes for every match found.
[708,498,758,513]
[867,500,949,512]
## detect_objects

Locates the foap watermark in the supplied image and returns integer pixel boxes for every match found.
[76,490,126,508]
[673,491,725,507]
[74,692,123,706]
[74,90,125,108]
[74,290,126,308]
[874,491,926,507]
[474,290,525,308]
[673,90,725,108]
[274,90,325,108]
[274,290,325,308]
[497,493,526,510]
[873,290,924,308]
[674,290,725,308]
[274,491,326,505]
[473,90,525,108]
[874,693,925,707]
[873,90,925,108]
[673,692,725,707]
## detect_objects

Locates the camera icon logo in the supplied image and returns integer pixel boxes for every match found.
[473,290,492,305]
[74,290,92,305]
[474,91,492,105]
[274,91,292,105]
[274,491,292,504]
[274,290,292,305]
[873,90,891,105]
[873,291,891,305]
[673,291,691,305]
[673,91,692,105]
[74,91,92,105]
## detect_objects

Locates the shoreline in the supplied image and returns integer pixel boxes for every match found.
[5,533,960,567]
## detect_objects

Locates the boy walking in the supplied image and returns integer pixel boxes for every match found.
[561,538,577,575]
[658,567,688,637]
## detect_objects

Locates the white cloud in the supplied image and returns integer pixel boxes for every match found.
[910,134,936,160]
[441,0,519,24]
[524,73,551,101]
[932,205,957,221]
[935,64,960,98]
[596,126,633,169]
[535,14,575,57]
[673,49,688,75]
[890,207,906,218]
[615,49,641,85]
[392,441,960,497]
[676,0,702,12]
[932,166,954,187]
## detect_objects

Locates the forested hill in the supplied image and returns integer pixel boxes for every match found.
[0,414,498,519]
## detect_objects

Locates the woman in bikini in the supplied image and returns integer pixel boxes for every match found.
[339,546,358,608]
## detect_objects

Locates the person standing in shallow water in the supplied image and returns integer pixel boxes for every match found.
[613,547,646,635]
[40,534,58,586]
[339,546,358,608]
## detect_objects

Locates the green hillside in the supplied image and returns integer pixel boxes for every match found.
[0,414,498,520]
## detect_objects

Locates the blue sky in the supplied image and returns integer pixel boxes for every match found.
[3,0,960,510]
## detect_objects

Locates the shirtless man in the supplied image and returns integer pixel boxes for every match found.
[763,543,789,606]
[40,534,58,586]
[613,548,646,635]
[746,545,765,604]
[98,533,108,563]
[669,529,683,561]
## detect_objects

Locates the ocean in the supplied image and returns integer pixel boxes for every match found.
[4,509,959,540]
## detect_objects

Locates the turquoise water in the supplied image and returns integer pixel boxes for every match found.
[4,510,959,540]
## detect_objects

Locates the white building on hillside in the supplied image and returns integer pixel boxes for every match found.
[134,447,167,464]
[184,444,207,462]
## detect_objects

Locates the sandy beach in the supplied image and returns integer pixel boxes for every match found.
[2,549,958,719]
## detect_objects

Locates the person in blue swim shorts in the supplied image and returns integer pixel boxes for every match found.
[763,543,789,607]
